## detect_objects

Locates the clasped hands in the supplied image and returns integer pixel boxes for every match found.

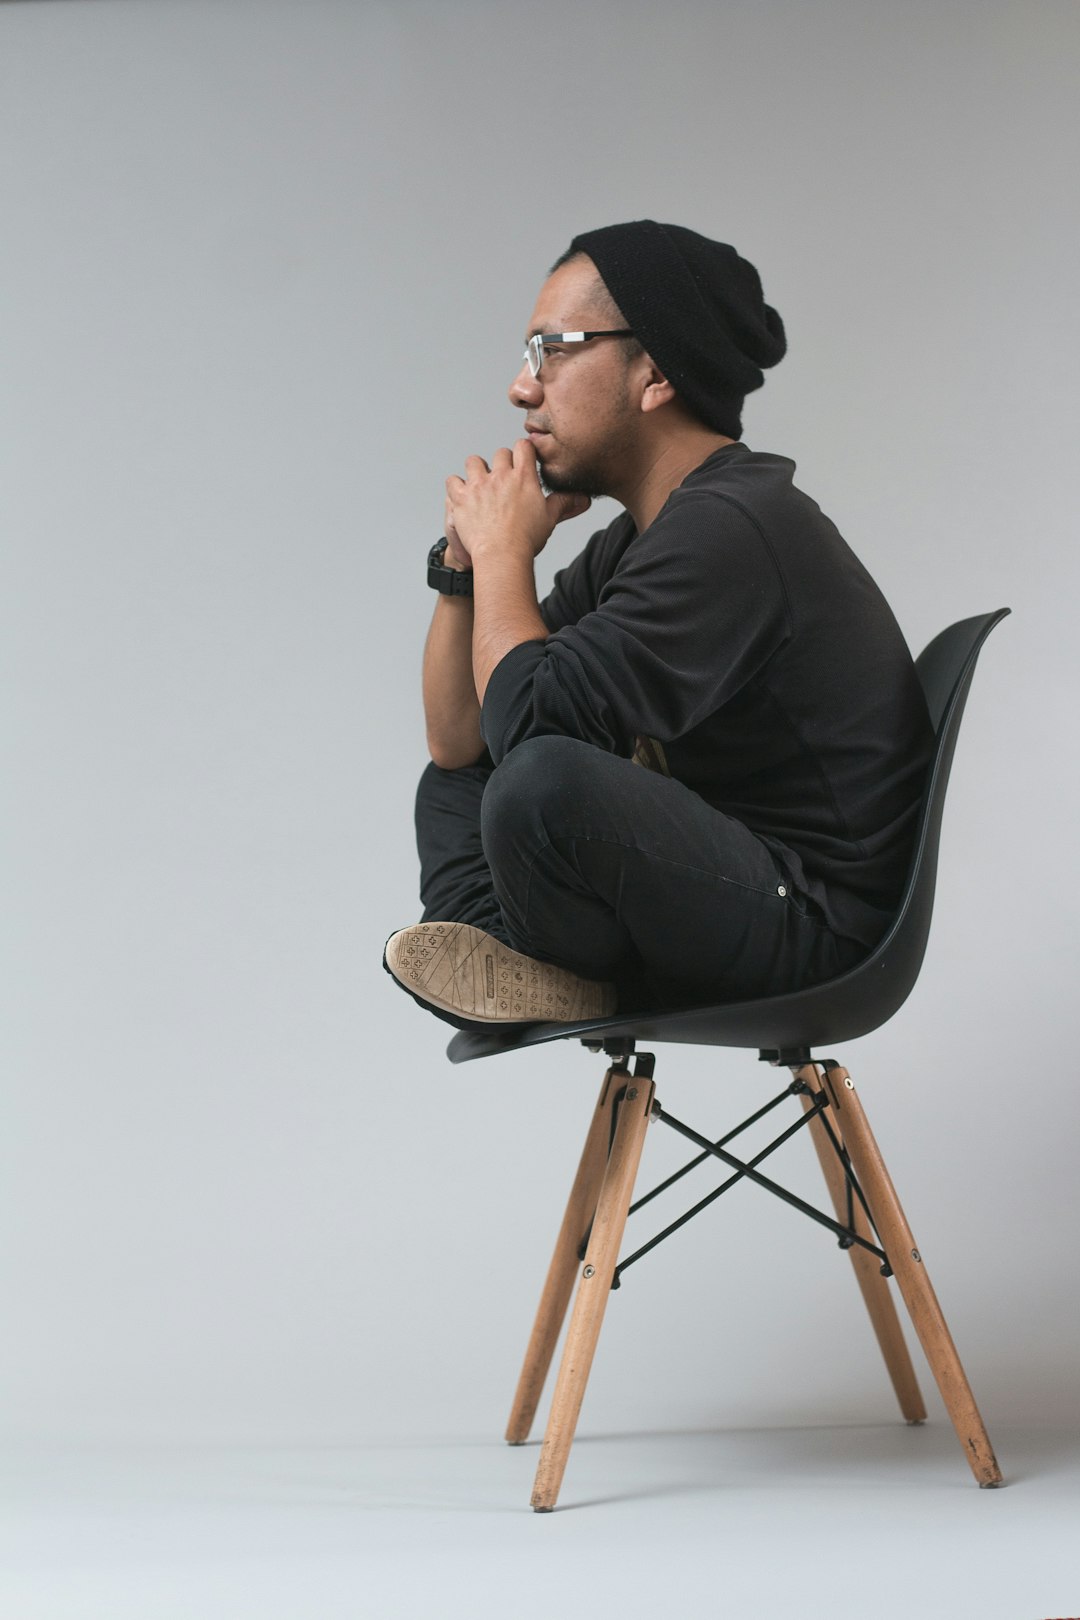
[443,439,590,568]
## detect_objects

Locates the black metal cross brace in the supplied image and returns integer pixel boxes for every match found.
[603,1070,891,1289]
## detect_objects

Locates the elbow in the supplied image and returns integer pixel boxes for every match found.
[427,736,487,772]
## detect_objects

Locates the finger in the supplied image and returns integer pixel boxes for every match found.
[464,454,492,478]
[546,490,592,525]
[491,446,513,470]
[513,437,537,468]
[445,474,466,496]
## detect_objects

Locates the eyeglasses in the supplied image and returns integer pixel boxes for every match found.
[523,329,635,379]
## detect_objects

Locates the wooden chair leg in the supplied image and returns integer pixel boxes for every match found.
[821,1063,1002,1487]
[505,1066,622,1446]
[530,1073,656,1512]
[794,1064,927,1424]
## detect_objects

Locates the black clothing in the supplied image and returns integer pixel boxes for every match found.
[414,740,866,1029]
[480,443,933,951]
[568,222,785,438]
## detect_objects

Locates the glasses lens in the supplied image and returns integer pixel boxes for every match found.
[526,335,542,378]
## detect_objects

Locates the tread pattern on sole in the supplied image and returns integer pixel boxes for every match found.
[386,923,615,1023]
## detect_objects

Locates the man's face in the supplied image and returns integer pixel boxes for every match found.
[508,256,641,498]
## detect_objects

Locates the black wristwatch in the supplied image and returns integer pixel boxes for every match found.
[427,537,474,596]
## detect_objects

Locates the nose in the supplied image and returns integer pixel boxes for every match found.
[508,362,543,410]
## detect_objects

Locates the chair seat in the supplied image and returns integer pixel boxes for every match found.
[447,946,907,1063]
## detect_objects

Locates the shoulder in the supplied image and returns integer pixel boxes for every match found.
[670,444,809,533]
[628,445,803,572]
[665,444,867,584]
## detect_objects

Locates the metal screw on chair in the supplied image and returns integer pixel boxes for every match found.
[582,1265,595,1278]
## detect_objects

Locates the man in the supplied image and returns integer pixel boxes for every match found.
[384,220,933,1029]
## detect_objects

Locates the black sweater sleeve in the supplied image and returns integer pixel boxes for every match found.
[537,511,636,634]
[481,488,791,765]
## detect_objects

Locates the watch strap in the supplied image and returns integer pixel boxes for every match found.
[427,537,474,596]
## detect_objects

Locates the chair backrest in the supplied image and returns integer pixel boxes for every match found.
[897,608,1010,959]
[841,606,1011,1035]
[447,608,1010,1063]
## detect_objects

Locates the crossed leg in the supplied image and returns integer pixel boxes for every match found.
[410,736,861,1018]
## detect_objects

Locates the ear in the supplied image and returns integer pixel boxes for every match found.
[638,357,677,414]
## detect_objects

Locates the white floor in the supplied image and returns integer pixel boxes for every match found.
[2,1425,1077,1620]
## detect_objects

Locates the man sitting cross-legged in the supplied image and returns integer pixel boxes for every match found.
[384,221,932,1028]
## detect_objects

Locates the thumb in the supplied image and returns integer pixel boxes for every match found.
[546,490,592,526]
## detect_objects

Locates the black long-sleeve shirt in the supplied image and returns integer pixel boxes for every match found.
[480,443,933,949]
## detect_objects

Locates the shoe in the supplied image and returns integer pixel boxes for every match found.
[383,922,616,1024]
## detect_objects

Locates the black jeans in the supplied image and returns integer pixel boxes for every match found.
[414,736,865,1018]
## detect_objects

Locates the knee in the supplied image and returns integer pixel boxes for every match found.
[480,736,600,853]
[414,754,491,824]
[415,758,443,797]
[414,759,451,822]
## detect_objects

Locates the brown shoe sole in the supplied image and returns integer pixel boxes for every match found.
[384,923,616,1024]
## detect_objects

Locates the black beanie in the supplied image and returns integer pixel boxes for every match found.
[567,220,786,439]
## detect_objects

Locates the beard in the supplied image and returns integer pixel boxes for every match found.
[533,369,639,500]
[539,461,615,500]
[536,421,638,502]
[534,372,641,498]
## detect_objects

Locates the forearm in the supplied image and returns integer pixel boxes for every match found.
[440,435,582,730]
[472,547,548,705]
[422,593,484,770]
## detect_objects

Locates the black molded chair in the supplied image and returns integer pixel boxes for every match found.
[447,609,1009,1511]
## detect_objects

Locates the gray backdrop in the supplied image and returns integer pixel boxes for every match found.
[2,0,1077,1447]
